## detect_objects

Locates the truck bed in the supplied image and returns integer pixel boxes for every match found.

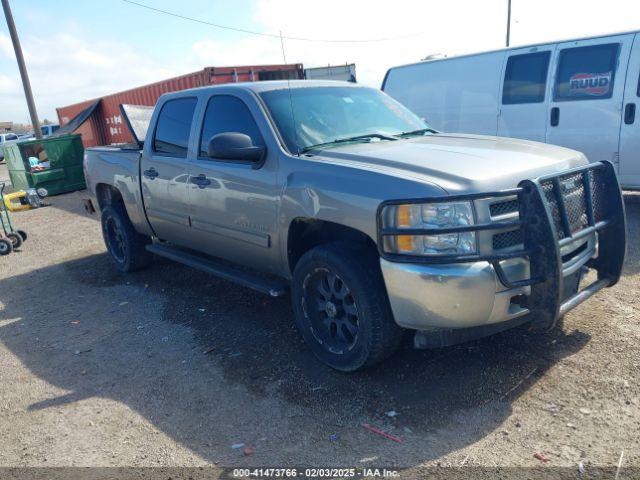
[84,145,152,236]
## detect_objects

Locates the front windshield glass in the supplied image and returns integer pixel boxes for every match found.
[259,86,429,154]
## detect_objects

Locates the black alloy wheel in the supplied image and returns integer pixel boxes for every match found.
[302,268,360,354]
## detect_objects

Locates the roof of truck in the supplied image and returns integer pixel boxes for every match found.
[246,79,362,92]
[161,79,362,99]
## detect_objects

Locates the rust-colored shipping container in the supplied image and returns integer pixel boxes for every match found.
[57,64,303,147]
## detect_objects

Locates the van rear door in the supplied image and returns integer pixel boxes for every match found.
[498,46,554,142]
[619,33,640,188]
[546,34,634,167]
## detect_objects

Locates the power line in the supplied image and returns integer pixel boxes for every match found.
[122,0,428,43]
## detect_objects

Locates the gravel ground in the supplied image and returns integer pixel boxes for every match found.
[0,163,638,476]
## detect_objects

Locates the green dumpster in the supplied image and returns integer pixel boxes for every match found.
[2,134,86,196]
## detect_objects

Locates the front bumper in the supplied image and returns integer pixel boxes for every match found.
[381,258,529,330]
[379,161,626,332]
[381,237,596,330]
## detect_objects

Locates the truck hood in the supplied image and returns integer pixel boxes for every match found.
[313,133,588,194]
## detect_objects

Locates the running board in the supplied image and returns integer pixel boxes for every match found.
[145,243,288,297]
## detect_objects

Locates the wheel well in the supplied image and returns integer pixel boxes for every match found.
[287,218,378,273]
[95,184,123,210]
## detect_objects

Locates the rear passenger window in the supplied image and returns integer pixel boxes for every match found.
[153,97,197,157]
[554,43,619,101]
[502,51,551,104]
[199,95,264,157]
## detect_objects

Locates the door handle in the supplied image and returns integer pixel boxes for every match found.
[624,103,636,125]
[550,107,560,127]
[143,168,159,179]
[191,174,211,189]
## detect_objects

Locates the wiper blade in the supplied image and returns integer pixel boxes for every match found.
[395,128,438,138]
[301,133,397,153]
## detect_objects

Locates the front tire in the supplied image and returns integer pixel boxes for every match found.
[291,242,403,371]
[101,203,152,272]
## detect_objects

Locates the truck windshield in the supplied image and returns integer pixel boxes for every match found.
[259,86,429,154]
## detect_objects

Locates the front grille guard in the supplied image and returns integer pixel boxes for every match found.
[377,161,626,327]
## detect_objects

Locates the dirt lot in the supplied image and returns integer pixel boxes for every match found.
[0,163,638,475]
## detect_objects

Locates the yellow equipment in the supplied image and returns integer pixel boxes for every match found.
[3,190,31,212]
[3,187,47,212]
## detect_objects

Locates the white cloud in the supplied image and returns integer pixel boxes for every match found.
[0,31,179,122]
[187,0,508,88]
[0,74,16,93]
[0,32,13,58]
[188,0,640,89]
[3,0,640,123]
[190,37,284,67]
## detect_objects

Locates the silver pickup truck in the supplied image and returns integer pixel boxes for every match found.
[83,80,626,371]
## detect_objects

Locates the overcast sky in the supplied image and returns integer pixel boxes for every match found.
[1,0,640,123]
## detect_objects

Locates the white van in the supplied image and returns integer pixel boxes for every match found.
[40,124,59,137]
[382,30,640,188]
[0,132,19,161]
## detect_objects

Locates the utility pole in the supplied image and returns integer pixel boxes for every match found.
[506,0,512,47]
[1,0,41,139]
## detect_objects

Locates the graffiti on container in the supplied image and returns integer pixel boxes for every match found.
[106,115,124,137]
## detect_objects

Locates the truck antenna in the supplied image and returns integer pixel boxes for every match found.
[279,30,300,156]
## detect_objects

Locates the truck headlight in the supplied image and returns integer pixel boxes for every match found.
[380,201,477,256]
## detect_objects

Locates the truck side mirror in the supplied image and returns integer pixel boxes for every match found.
[207,132,265,164]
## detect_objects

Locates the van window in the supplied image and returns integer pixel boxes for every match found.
[41,125,59,136]
[153,97,198,157]
[199,95,264,157]
[554,43,619,101]
[502,51,550,104]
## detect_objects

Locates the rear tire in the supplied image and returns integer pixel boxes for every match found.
[101,203,153,272]
[6,232,22,249]
[291,242,403,371]
[0,238,13,255]
[17,230,27,242]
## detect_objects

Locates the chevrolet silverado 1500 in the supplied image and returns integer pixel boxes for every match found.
[83,80,626,371]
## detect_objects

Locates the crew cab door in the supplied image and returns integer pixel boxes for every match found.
[497,46,554,142]
[546,34,634,167]
[140,96,197,244]
[619,33,640,188]
[186,93,280,273]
